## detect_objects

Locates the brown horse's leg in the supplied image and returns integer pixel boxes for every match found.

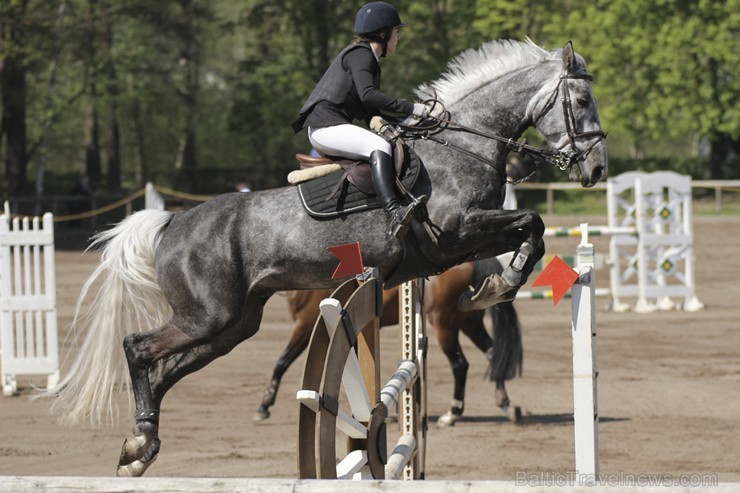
[435,321,468,427]
[256,287,400,421]
[254,327,312,420]
[255,290,326,421]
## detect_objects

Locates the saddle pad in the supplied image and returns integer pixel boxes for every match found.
[297,148,422,219]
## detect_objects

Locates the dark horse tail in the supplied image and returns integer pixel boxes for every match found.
[472,257,523,381]
[487,300,523,380]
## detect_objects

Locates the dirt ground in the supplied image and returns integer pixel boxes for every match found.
[1,214,738,483]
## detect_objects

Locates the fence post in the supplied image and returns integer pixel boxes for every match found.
[572,223,599,481]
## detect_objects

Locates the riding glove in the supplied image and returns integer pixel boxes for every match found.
[412,102,430,119]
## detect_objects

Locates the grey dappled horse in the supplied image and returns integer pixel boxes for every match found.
[44,40,606,476]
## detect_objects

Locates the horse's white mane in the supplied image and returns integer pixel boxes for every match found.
[416,38,560,108]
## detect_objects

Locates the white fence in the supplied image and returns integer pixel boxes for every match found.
[607,171,703,312]
[518,172,703,313]
[0,202,59,395]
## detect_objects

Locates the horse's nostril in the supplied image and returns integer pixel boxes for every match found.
[591,166,604,184]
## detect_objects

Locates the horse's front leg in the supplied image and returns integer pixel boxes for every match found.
[452,208,545,311]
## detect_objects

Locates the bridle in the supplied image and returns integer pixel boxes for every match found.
[532,71,608,166]
[399,70,607,181]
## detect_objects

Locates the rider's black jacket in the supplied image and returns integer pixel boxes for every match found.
[292,42,413,133]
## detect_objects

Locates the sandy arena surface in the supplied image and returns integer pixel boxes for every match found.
[0,214,738,483]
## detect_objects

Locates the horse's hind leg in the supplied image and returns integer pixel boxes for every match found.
[117,321,196,477]
[118,293,268,477]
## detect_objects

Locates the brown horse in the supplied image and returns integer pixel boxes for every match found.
[255,256,522,426]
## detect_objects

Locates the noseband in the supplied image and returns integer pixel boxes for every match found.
[402,70,607,176]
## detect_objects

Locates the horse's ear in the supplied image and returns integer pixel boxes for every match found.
[562,41,576,72]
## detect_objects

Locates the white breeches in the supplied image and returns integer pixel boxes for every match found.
[308,124,391,160]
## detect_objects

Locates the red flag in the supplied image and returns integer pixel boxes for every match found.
[531,255,579,305]
[328,242,365,279]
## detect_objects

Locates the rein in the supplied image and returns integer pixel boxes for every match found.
[398,71,607,182]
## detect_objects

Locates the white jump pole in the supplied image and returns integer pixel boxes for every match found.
[572,223,599,481]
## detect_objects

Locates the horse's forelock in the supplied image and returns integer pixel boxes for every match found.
[415,38,559,109]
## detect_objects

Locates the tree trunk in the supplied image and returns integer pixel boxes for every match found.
[106,107,121,190]
[104,16,121,191]
[127,74,146,186]
[174,36,198,185]
[175,118,197,171]
[708,132,739,180]
[84,103,102,187]
[1,12,29,195]
[84,0,101,188]
[35,0,66,199]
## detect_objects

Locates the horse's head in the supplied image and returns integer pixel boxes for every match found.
[528,42,607,187]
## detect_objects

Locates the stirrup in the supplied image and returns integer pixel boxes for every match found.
[390,222,409,239]
[387,195,429,239]
[388,207,414,238]
[410,195,429,222]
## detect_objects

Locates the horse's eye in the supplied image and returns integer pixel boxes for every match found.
[577,98,590,108]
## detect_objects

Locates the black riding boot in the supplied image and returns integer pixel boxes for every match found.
[370,150,426,238]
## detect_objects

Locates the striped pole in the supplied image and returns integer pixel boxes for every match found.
[544,225,636,237]
[517,287,610,300]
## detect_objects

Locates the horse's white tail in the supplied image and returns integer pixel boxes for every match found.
[38,209,174,427]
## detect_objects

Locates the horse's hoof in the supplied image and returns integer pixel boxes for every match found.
[253,407,270,421]
[116,454,158,477]
[458,274,517,312]
[437,411,460,428]
[118,434,150,465]
[509,405,522,424]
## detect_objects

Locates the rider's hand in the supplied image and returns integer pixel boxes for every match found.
[400,115,423,126]
[412,102,430,119]
[399,103,431,126]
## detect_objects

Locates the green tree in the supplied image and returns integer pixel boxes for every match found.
[553,0,740,177]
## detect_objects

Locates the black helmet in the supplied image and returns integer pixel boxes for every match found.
[354,2,406,35]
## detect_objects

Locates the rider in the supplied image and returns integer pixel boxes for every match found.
[292,1,429,239]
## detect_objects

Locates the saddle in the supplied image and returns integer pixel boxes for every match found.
[294,144,422,219]
[289,120,446,286]
[292,119,422,220]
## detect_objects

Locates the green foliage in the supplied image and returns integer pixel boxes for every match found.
[549,0,740,167]
[1,0,739,195]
